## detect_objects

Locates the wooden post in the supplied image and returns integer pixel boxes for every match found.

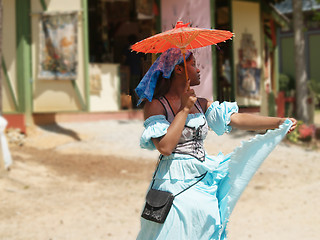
[276,91,285,118]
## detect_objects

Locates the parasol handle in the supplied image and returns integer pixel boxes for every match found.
[182,52,190,90]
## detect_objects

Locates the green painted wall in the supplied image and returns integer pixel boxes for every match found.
[309,34,320,83]
[280,33,320,84]
[280,36,295,80]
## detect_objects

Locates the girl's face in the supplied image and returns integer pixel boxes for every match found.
[186,55,200,86]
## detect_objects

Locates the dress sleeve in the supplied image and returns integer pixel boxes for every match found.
[205,101,239,136]
[140,115,170,150]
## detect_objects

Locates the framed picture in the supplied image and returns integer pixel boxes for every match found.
[38,13,78,80]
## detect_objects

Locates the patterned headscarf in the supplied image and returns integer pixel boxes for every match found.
[135,48,192,105]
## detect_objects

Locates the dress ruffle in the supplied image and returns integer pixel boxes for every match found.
[205,101,238,136]
[141,101,238,150]
[140,113,206,150]
[217,119,293,238]
[140,115,170,150]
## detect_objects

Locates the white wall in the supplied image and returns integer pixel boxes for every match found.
[161,0,213,101]
[31,0,86,112]
[89,64,120,112]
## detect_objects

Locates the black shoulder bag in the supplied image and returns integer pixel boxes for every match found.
[141,155,207,224]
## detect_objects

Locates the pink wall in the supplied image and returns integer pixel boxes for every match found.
[161,0,214,101]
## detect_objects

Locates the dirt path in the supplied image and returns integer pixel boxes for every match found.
[1,120,319,240]
[0,145,155,240]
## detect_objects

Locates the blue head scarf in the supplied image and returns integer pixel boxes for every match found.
[135,48,192,105]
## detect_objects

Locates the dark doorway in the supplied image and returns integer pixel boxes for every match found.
[215,0,233,102]
[88,0,155,108]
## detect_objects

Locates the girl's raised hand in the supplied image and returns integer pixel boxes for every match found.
[279,117,297,134]
[287,118,297,134]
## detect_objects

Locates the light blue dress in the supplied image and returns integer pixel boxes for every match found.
[137,101,292,240]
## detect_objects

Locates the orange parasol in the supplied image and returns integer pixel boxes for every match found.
[131,21,234,86]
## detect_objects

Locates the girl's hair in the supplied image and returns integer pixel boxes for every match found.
[153,53,193,99]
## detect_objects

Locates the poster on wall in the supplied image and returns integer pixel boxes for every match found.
[236,32,261,99]
[38,13,78,80]
[161,0,213,100]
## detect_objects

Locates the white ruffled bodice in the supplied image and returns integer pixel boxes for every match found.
[139,101,239,180]
[140,101,238,150]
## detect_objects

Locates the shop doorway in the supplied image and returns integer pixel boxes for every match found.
[88,0,155,109]
[215,0,233,102]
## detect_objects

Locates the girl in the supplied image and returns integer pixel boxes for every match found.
[135,48,297,240]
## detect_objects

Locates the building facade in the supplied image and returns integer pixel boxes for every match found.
[1,0,286,132]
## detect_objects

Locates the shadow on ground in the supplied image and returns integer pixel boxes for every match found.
[38,123,82,141]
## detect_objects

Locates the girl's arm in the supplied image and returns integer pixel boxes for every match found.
[230,113,297,133]
[144,89,197,156]
[199,99,297,133]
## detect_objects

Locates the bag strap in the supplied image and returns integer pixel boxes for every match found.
[174,171,207,197]
[150,154,163,189]
[150,154,207,197]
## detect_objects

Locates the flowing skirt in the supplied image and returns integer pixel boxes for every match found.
[137,119,292,240]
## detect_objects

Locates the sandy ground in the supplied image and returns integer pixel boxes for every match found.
[0,119,319,240]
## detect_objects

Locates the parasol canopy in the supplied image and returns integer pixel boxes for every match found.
[131,21,234,54]
[131,21,234,91]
